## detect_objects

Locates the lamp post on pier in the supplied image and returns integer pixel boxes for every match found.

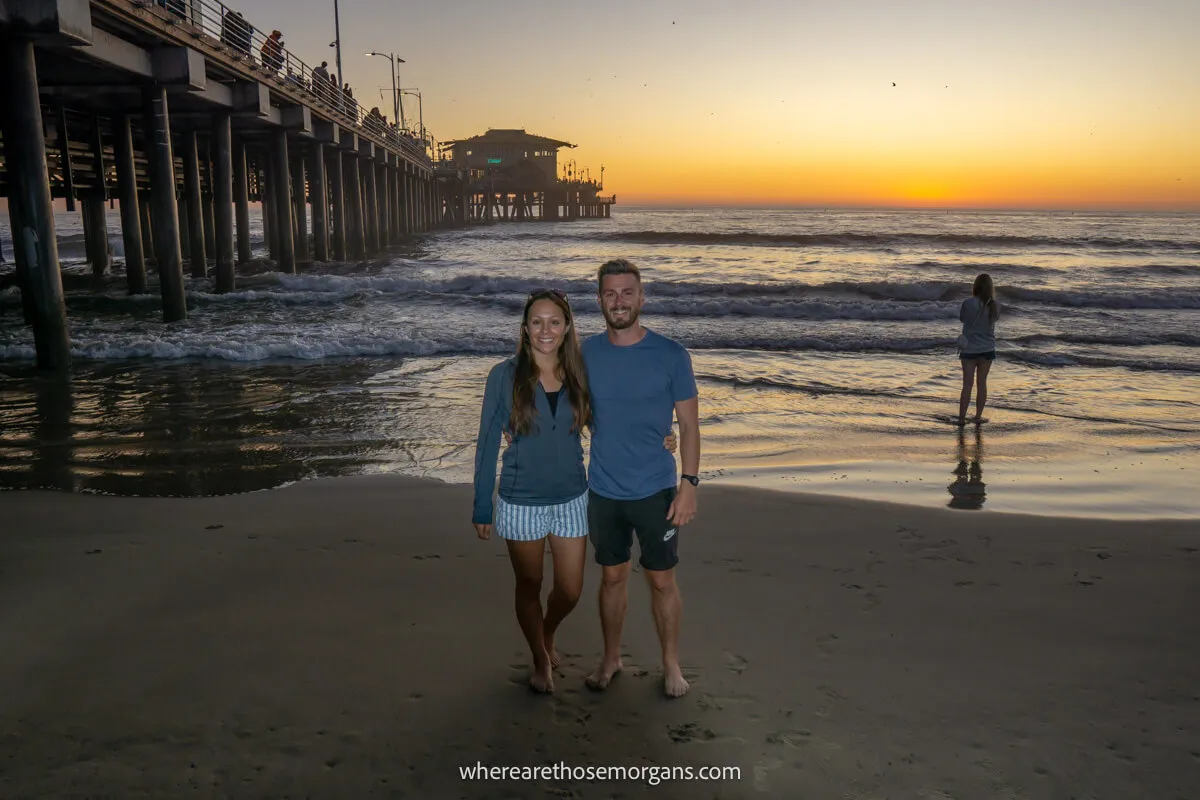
[366,51,405,129]
[400,88,424,141]
[330,0,343,103]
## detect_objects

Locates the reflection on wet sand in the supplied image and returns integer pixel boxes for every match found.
[0,363,370,496]
[0,359,479,497]
[947,425,987,510]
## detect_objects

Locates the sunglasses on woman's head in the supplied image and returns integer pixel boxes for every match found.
[529,288,567,300]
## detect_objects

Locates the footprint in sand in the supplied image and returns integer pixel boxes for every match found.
[753,757,786,792]
[724,652,748,675]
[550,697,591,728]
[668,722,716,743]
[766,729,812,747]
[817,684,847,702]
[507,663,535,686]
[815,633,839,658]
[840,582,882,610]
[697,692,754,712]
[971,754,1024,797]
[903,538,958,557]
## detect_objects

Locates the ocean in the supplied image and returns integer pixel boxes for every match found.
[1,206,1198,519]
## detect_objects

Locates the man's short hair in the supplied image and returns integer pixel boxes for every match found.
[597,258,641,289]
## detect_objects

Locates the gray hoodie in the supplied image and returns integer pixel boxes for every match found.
[959,296,997,353]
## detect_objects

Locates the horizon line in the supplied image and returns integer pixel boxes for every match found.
[614,201,1200,214]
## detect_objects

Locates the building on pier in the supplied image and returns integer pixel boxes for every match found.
[439,129,615,224]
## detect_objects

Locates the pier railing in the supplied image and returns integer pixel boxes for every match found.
[143,0,430,164]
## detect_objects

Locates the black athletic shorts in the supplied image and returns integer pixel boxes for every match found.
[588,487,679,571]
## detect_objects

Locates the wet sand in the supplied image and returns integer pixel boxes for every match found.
[1,475,1198,798]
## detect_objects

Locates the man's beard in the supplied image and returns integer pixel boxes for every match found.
[603,305,639,330]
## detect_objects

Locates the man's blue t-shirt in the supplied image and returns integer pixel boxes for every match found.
[582,328,697,500]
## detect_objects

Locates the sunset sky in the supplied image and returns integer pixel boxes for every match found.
[221,1,1196,209]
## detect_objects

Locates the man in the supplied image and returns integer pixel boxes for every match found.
[312,61,330,98]
[582,258,700,698]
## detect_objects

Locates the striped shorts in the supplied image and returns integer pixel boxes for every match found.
[495,491,589,542]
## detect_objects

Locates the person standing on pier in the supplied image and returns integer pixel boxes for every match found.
[261,30,284,73]
[582,258,700,699]
[221,10,252,57]
[312,62,331,101]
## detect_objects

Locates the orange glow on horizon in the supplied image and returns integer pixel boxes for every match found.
[590,142,1200,211]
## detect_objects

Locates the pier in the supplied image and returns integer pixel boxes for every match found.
[0,0,455,370]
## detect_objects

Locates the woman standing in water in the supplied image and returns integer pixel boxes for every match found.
[958,273,1000,425]
[472,289,674,693]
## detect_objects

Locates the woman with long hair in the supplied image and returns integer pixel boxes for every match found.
[957,273,1000,424]
[472,289,676,693]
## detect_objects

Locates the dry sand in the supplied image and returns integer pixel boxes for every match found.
[1,475,1198,799]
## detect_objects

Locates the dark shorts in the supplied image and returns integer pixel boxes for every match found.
[960,351,996,361]
[588,488,679,571]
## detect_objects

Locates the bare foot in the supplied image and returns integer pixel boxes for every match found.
[585,658,623,691]
[543,631,561,668]
[663,663,689,698]
[529,660,554,694]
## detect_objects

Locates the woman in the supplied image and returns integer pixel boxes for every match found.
[957,273,1000,425]
[472,289,672,693]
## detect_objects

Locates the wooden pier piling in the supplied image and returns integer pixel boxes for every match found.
[182,131,207,278]
[363,155,379,254]
[2,38,71,368]
[82,195,109,278]
[213,114,235,293]
[291,156,307,261]
[138,196,155,265]
[329,150,346,261]
[114,114,147,294]
[270,129,295,274]
[310,144,329,262]
[345,155,365,260]
[145,86,187,322]
[233,140,251,265]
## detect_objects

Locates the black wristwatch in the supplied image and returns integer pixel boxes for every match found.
[680,474,700,487]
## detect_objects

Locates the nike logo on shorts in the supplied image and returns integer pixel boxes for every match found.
[663,528,677,541]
